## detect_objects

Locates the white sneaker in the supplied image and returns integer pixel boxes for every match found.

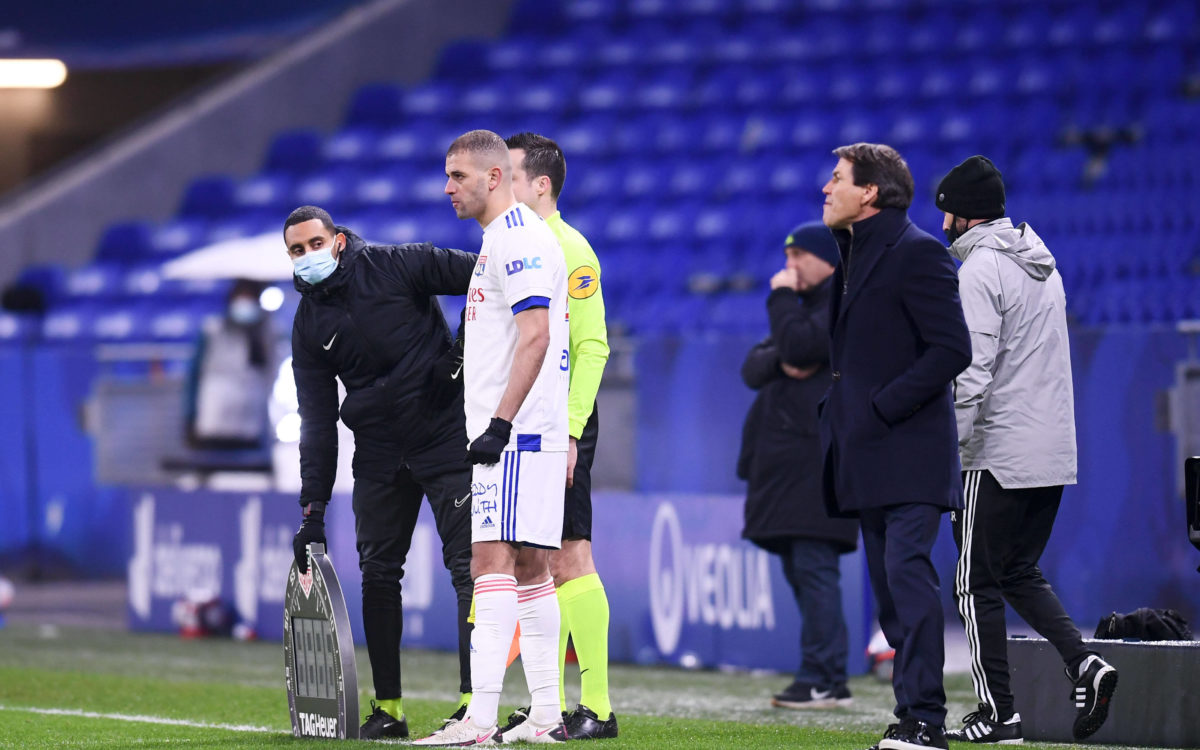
[498,716,567,744]
[413,717,498,746]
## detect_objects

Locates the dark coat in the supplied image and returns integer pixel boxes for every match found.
[818,208,972,515]
[291,227,477,506]
[739,279,859,554]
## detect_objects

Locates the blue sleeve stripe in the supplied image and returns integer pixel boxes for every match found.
[516,433,541,451]
[511,296,550,314]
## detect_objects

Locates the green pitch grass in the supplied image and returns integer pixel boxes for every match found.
[0,623,1141,749]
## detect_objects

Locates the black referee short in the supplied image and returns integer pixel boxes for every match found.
[562,402,599,541]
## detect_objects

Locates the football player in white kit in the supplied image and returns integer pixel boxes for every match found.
[415,129,570,746]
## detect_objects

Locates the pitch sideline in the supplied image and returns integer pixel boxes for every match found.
[0,703,287,734]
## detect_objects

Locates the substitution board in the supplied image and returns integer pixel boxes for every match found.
[284,543,358,739]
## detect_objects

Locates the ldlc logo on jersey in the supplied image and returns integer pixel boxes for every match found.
[474,255,487,277]
[505,256,542,276]
[568,265,600,299]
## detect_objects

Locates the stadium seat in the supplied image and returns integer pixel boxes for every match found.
[94,221,154,266]
[179,175,237,219]
[346,83,406,128]
[321,128,379,168]
[63,264,124,301]
[231,173,294,215]
[263,129,323,174]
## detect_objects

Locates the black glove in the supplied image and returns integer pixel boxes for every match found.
[467,417,512,465]
[292,501,327,574]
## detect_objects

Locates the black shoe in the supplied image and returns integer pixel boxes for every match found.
[865,722,900,750]
[563,704,619,739]
[772,681,853,709]
[430,702,467,736]
[359,700,409,740]
[944,704,1023,744]
[1069,654,1118,739]
[878,717,948,750]
[499,706,531,735]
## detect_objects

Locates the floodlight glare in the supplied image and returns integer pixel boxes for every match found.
[0,59,68,89]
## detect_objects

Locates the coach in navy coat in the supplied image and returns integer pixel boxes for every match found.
[817,144,971,750]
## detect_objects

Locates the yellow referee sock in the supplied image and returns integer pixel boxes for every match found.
[557,573,611,718]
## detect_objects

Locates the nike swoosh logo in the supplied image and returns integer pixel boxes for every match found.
[580,668,589,676]
[811,689,832,700]
[454,493,470,508]
[476,732,493,742]
[535,727,557,737]
[322,333,337,350]
[450,362,463,380]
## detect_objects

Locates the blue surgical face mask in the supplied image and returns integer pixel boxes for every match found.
[228,297,263,325]
[293,243,339,285]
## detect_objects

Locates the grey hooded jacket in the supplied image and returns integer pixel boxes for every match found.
[949,218,1077,488]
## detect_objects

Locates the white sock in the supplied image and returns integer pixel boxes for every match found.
[466,574,518,728]
[516,578,561,725]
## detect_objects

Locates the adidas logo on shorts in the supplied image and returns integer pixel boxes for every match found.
[480,516,494,529]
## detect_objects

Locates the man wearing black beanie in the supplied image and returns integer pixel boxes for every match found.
[935,156,1118,744]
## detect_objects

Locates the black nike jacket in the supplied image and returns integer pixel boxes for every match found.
[291,227,477,507]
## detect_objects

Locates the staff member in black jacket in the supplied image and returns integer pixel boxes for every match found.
[285,205,477,740]
[738,221,859,710]
[818,145,971,750]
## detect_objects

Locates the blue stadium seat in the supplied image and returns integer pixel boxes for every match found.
[231,173,294,215]
[147,305,216,342]
[14,265,65,305]
[179,175,236,219]
[149,218,208,259]
[556,118,616,158]
[42,305,99,343]
[346,83,406,128]
[92,304,152,342]
[0,311,37,344]
[435,38,489,81]
[321,127,379,168]
[292,171,357,213]
[484,36,537,74]
[63,263,124,301]
[263,129,322,174]
[577,71,635,113]
[94,221,153,265]
[352,167,412,211]
[402,82,457,118]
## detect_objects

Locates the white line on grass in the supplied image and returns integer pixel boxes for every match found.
[0,704,287,734]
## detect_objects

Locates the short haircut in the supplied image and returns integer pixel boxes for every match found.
[447,129,509,170]
[505,132,566,201]
[283,205,335,237]
[832,142,915,211]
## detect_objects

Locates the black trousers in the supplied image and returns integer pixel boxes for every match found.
[951,469,1091,721]
[860,502,947,727]
[353,456,473,699]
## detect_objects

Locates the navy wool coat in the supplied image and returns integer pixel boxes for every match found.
[818,207,972,515]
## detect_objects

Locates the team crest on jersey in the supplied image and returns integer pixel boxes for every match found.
[568,265,600,299]
[475,255,487,276]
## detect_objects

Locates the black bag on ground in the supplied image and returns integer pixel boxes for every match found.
[1094,607,1192,640]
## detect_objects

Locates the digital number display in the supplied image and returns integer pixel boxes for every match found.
[291,616,336,700]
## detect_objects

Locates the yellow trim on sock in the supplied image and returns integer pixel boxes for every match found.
[376,697,404,720]
[557,572,604,601]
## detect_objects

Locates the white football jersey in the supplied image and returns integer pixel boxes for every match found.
[464,203,569,452]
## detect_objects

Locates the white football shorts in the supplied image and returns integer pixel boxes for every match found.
[471,450,566,548]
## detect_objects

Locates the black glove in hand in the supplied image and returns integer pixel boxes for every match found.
[292,502,327,574]
[467,417,512,465]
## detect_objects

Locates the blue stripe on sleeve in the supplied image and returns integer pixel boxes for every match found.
[511,296,550,314]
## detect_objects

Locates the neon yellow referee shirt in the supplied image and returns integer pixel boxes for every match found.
[545,210,609,439]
